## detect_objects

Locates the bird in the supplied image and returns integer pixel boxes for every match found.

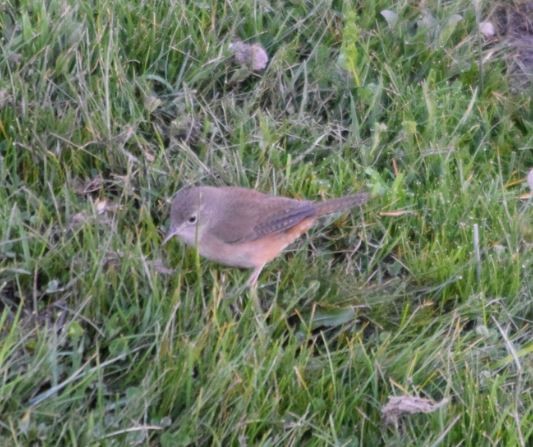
[163,186,369,287]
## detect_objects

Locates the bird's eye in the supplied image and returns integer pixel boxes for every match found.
[188,215,197,224]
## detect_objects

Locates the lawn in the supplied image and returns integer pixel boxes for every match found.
[0,0,531,445]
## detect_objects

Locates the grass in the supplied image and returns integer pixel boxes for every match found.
[0,0,532,445]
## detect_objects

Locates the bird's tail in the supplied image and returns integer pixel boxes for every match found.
[313,193,369,217]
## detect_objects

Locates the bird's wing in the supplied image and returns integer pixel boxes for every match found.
[209,190,316,244]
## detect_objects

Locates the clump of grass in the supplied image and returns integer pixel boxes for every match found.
[0,0,531,445]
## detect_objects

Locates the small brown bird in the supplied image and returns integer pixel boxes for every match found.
[164,186,369,287]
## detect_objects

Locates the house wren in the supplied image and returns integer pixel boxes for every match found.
[164,186,368,286]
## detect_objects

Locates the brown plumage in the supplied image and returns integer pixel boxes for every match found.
[164,186,369,286]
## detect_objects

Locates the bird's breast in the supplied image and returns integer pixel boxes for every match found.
[196,217,316,269]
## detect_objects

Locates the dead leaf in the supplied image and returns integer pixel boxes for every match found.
[380,10,399,29]
[479,21,496,38]
[144,94,163,113]
[382,395,449,426]
[95,198,109,214]
[93,198,120,215]
[230,41,269,71]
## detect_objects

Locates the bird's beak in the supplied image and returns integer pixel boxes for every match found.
[162,227,179,245]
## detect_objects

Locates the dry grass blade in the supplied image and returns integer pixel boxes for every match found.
[382,396,450,426]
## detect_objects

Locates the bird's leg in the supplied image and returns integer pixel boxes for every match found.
[246,264,265,288]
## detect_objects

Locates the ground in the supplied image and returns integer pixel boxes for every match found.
[0,0,531,445]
